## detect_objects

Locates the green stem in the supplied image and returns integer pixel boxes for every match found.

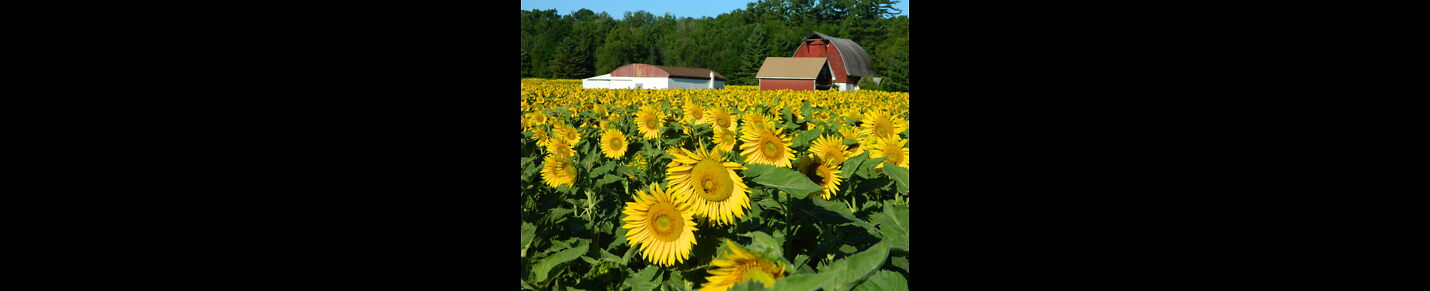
[784,189,791,261]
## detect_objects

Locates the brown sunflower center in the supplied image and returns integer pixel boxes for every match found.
[644,116,658,128]
[608,137,622,149]
[760,139,781,159]
[646,202,684,240]
[692,159,732,202]
[800,161,823,183]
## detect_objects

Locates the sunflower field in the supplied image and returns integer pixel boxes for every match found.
[520,79,909,290]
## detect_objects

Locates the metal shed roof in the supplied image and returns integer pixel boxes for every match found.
[610,63,727,81]
[804,32,874,78]
[755,57,829,79]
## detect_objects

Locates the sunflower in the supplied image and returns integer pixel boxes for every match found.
[539,155,577,188]
[795,154,843,199]
[545,135,576,159]
[621,183,698,267]
[530,126,551,147]
[600,129,628,159]
[860,110,909,140]
[665,145,751,226]
[740,111,776,134]
[684,101,709,125]
[808,135,849,165]
[551,122,583,145]
[739,125,796,168]
[635,105,664,140]
[869,135,910,169]
[712,126,739,153]
[705,107,737,132]
[627,154,649,173]
[699,239,787,291]
[528,112,549,126]
[837,124,862,141]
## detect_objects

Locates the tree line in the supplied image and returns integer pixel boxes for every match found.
[520,0,909,92]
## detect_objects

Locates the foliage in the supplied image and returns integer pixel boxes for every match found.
[520,79,909,290]
[520,0,910,92]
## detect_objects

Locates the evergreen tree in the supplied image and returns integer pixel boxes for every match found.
[737,24,768,85]
[550,37,591,79]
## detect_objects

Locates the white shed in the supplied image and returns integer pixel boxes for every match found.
[581,64,725,89]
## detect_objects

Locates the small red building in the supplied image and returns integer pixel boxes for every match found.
[755,57,831,91]
[792,32,873,91]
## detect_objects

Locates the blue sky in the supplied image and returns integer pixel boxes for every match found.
[520,0,909,19]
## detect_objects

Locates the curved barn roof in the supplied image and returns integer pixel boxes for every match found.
[610,63,726,81]
[804,32,874,78]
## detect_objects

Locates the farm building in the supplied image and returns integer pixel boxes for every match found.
[582,63,725,89]
[755,57,831,91]
[792,32,873,91]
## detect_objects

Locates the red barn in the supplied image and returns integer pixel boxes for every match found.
[755,57,831,91]
[792,32,874,91]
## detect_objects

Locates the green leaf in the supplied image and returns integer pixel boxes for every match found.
[757,198,783,213]
[531,240,589,283]
[623,265,662,291]
[726,281,770,291]
[596,174,623,186]
[591,161,618,177]
[806,197,881,236]
[742,164,779,179]
[852,270,908,291]
[768,272,836,291]
[598,248,623,263]
[890,256,909,273]
[747,188,769,201]
[781,107,793,128]
[881,162,909,194]
[857,156,887,179]
[872,204,910,252]
[840,152,869,179]
[792,254,811,274]
[520,222,536,257]
[789,127,822,149]
[824,242,890,291]
[742,231,785,262]
[540,208,574,226]
[665,268,688,291]
[800,101,813,123]
[751,167,825,199]
[608,227,628,250]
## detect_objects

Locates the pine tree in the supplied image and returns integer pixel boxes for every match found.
[737,24,767,85]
